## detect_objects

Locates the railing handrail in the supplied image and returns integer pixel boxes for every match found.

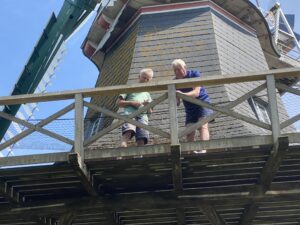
[0,67,299,105]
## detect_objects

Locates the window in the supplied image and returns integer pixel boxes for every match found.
[91,117,101,136]
[248,97,271,124]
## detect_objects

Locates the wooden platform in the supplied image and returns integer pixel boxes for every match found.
[1,135,300,225]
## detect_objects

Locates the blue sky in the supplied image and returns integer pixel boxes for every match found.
[0,0,299,97]
[0,0,299,156]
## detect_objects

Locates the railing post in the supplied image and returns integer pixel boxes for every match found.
[266,75,281,151]
[74,93,85,169]
[168,84,179,145]
[168,84,183,193]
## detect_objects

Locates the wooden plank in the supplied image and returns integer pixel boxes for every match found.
[201,204,228,225]
[0,103,74,151]
[84,101,170,138]
[74,94,84,169]
[84,134,297,161]
[85,144,170,161]
[176,206,186,225]
[83,93,168,146]
[0,68,299,105]
[179,83,267,138]
[266,75,280,149]
[171,145,183,194]
[0,152,69,167]
[68,153,97,197]
[280,114,300,129]
[178,92,272,130]
[58,212,76,225]
[276,83,300,96]
[168,84,179,145]
[239,137,289,225]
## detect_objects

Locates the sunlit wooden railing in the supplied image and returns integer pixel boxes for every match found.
[0,67,299,169]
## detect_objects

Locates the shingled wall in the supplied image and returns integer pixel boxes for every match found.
[86,6,294,149]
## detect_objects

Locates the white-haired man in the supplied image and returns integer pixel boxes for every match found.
[117,68,153,147]
[172,59,212,143]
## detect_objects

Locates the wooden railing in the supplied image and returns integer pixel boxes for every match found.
[0,67,300,169]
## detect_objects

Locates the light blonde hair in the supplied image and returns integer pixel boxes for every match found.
[172,59,186,69]
[140,68,154,79]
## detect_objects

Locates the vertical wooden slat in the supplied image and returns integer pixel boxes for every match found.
[266,75,280,151]
[75,94,84,168]
[168,84,179,145]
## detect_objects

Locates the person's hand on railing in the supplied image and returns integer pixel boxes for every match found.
[176,90,182,106]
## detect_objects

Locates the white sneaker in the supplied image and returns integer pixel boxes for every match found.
[193,150,207,154]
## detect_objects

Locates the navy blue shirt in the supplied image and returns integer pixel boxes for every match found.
[177,70,211,112]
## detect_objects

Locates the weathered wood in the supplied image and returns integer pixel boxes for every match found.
[239,137,289,225]
[171,145,183,194]
[68,153,97,197]
[83,93,168,146]
[201,204,228,225]
[0,152,69,167]
[266,75,280,149]
[0,103,74,150]
[0,68,299,105]
[85,144,170,160]
[280,114,300,129]
[58,212,76,225]
[83,134,297,161]
[168,84,179,145]
[84,101,170,138]
[276,82,300,96]
[178,92,272,131]
[179,83,267,138]
[176,206,186,225]
[74,94,84,169]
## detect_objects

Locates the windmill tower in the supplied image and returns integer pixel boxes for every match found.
[82,0,296,147]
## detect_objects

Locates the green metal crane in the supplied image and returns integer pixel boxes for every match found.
[0,0,99,142]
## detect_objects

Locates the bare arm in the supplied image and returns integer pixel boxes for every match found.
[116,97,142,108]
[177,86,200,98]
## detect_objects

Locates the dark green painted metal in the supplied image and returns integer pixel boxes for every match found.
[0,0,99,142]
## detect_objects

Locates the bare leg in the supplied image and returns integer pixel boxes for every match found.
[121,131,132,147]
[199,123,210,141]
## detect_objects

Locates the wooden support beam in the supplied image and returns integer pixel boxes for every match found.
[84,134,299,161]
[168,84,179,145]
[276,82,300,96]
[280,113,300,129]
[171,145,183,194]
[176,206,186,225]
[68,153,97,197]
[0,178,19,206]
[57,212,75,225]
[74,94,84,170]
[267,75,280,150]
[37,216,56,225]
[0,152,69,167]
[201,204,228,225]
[239,137,289,225]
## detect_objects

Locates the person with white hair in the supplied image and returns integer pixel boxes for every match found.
[172,59,212,144]
[116,68,154,147]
